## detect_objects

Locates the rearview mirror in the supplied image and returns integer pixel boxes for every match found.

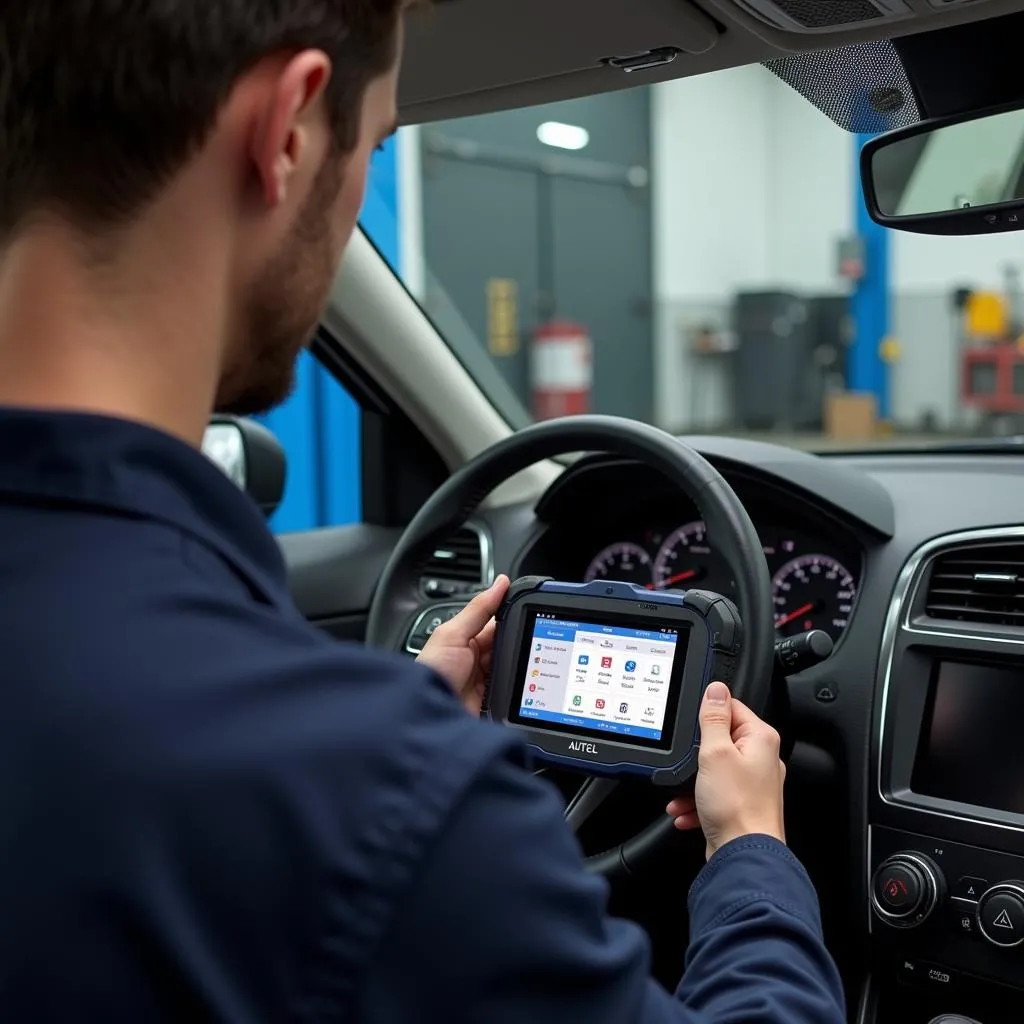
[202,416,287,519]
[861,102,1024,235]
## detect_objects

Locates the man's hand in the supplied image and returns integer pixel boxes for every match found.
[665,680,786,860]
[417,575,510,715]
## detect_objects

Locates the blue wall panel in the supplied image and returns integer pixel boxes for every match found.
[360,137,400,270]
[262,350,320,533]
[262,139,400,532]
[318,369,363,526]
[850,134,891,419]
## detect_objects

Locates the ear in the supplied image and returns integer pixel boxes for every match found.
[248,50,333,208]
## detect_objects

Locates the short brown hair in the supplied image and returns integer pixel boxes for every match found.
[0,1,405,238]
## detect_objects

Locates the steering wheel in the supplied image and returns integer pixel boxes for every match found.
[366,415,774,876]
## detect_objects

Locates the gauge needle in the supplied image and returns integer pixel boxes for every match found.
[775,602,815,629]
[646,569,697,590]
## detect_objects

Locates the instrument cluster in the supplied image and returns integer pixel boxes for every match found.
[582,521,859,643]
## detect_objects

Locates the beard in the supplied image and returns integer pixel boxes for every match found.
[214,154,343,417]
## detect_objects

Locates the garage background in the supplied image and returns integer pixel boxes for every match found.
[265,65,1024,532]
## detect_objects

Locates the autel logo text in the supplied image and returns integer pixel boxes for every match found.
[568,740,599,754]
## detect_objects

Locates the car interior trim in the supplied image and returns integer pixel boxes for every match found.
[323,232,559,506]
[471,518,497,589]
[404,519,494,654]
[876,525,1024,834]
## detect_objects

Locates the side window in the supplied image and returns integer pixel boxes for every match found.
[259,352,362,533]
[263,140,400,533]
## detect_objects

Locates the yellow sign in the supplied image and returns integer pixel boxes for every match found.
[487,278,519,357]
[964,291,1008,339]
[879,336,901,363]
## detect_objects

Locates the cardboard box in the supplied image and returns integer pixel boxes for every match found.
[824,392,878,440]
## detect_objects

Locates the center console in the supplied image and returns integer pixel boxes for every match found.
[866,528,1024,1023]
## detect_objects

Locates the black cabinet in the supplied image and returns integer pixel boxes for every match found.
[733,291,851,431]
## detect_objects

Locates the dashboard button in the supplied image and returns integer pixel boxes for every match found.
[949,905,976,937]
[871,853,944,928]
[977,885,1024,948]
[875,864,921,913]
[953,876,988,902]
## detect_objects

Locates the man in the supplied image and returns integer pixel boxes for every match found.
[0,3,845,1022]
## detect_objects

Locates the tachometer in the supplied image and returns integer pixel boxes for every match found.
[652,521,734,593]
[772,554,856,640]
[584,542,653,586]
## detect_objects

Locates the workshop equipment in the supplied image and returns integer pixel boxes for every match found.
[530,319,593,419]
[956,266,1024,431]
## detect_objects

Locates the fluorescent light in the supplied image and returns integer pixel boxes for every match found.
[536,121,590,151]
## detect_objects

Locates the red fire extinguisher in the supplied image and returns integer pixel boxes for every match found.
[530,319,593,420]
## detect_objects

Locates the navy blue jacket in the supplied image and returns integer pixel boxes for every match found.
[0,409,846,1023]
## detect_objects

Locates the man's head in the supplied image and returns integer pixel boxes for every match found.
[0,2,406,419]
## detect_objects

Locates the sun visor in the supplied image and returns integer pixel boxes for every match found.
[400,0,719,113]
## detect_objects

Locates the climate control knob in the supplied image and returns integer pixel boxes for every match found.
[871,853,944,929]
[977,883,1024,949]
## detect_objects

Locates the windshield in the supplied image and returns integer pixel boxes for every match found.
[368,64,1024,451]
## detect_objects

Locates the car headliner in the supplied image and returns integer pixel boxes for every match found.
[399,0,1024,132]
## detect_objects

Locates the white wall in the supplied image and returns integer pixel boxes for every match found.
[653,65,856,301]
[894,232,1024,294]
[651,65,856,428]
[652,64,772,304]
[765,78,855,293]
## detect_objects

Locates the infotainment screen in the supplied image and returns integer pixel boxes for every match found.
[913,660,1024,816]
[509,609,689,750]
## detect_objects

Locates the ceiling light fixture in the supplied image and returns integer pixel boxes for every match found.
[537,121,590,151]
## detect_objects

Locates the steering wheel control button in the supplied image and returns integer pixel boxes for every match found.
[423,579,456,599]
[871,853,943,928]
[977,884,1024,948]
[405,603,468,654]
[953,876,988,902]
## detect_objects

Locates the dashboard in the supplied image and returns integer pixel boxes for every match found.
[490,442,1024,1022]
[515,463,863,647]
[580,521,857,643]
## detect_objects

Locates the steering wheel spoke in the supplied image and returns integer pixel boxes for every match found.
[564,776,619,833]
[403,601,469,654]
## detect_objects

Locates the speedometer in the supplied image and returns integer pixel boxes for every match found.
[584,542,653,586]
[772,554,856,640]
[652,521,734,593]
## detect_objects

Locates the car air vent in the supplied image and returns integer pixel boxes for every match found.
[420,526,486,594]
[924,542,1024,627]
[732,0,910,32]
